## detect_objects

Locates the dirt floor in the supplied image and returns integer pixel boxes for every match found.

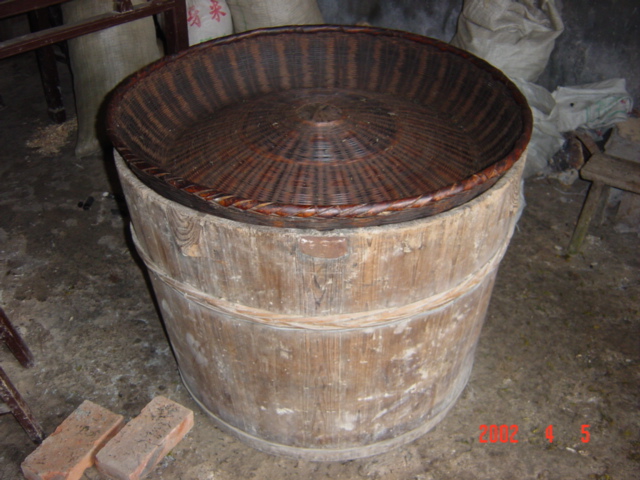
[1,53,639,480]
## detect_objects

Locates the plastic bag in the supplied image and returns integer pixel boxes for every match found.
[451,0,564,82]
[552,78,634,133]
[511,79,564,177]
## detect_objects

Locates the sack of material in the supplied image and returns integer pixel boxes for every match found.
[227,0,323,32]
[451,0,563,82]
[451,0,564,176]
[62,0,162,158]
[186,0,233,45]
[552,78,634,133]
[511,78,564,177]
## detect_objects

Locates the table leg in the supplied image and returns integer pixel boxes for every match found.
[28,7,66,123]
[568,181,605,255]
[162,0,189,54]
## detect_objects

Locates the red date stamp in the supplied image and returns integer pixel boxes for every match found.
[479,424,519,443]
[479,424,591,443]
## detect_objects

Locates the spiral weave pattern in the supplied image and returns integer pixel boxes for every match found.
[108,26,532,229]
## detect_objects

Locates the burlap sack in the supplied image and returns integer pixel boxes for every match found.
[62,0,162,158]
[227,0,323,32]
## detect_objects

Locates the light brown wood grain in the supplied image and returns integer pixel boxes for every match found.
[116,151,525,460]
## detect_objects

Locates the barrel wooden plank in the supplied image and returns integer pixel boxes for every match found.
[115,152,525,460]
[122,159,523,317]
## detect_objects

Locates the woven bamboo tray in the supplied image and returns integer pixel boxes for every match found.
[107,25,532,230]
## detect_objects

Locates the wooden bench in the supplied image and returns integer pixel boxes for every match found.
[568,131,640,254]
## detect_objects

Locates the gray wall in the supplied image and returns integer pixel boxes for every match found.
[538,0,639,105]
[317,0,640,105]
[317,0,462,41]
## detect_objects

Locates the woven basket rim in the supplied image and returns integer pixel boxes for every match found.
[107,25,533,227]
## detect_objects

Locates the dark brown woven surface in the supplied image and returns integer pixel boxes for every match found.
[108,25,532,229]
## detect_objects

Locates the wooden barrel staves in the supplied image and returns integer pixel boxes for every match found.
[108,26,532,461]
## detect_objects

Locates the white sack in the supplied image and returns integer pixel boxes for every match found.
[186,0,233,45]
[451,0,564,82]
[227,0,324,32]
[511,78,564,177]
[552,78,634,133]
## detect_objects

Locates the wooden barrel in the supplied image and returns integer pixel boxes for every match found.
[115,152,524,460]
[108,26,532,460]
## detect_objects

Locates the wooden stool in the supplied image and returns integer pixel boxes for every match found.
[0,307,45,444]
[568,152,640,255]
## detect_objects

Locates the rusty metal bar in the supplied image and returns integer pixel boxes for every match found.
[0,307,34,368]
[0,365,45,443]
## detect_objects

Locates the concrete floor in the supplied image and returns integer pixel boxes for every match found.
[1,53,639,480]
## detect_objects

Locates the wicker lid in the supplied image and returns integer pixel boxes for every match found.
[108,26,532,230]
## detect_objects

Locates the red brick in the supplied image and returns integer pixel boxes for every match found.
[95,396,194,480]
[21,400,125,480]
